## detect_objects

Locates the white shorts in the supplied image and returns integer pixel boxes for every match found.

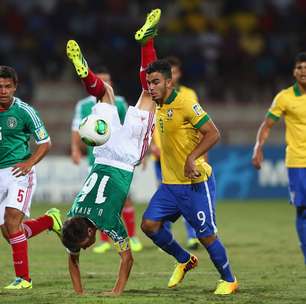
[0,167,37,225]
[93,104,155,171]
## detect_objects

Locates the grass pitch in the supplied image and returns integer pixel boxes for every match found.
[0,201,305,304]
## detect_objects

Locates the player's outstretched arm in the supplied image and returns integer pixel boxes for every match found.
[68,254,84,295]
[252,117,275,170]
[104,248,133,296]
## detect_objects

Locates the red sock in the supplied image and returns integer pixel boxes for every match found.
[140,38,157,90]
[9,231,30,281]
[23,215,53,239]
[122,206,136,237]
[100,231,110,242]
[82,69,106,98]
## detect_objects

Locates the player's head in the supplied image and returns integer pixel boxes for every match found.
[0,66,18,105]
[93,65,112,86]
[146,59,173,104]
[165,56,182,87]
[293,52,306,86]
[62,217,96,252]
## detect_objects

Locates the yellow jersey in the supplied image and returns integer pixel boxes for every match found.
[267,83,306,167]
[152,85,199,160]
[156,89,212,184]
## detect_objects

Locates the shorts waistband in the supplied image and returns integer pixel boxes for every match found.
[95,157,134,172]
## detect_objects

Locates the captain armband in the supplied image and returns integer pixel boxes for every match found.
[114,238,130,253]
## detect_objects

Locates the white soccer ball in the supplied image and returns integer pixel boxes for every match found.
[78,114,111,146]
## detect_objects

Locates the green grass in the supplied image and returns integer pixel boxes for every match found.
[1,200,306,304]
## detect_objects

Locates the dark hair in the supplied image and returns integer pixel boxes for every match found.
[62,217,93,251]
[294,52,306,65]
[92,64,110,75]
[0,66,18,85]
[146,59,172,79]
[165,56,182,69]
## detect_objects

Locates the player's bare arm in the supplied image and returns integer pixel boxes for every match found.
[12,141,51,177]
[104,249,133,296]
[71,131,83,165]
[68,253,83,295]
[184,119,220,179]
[252,117,275,170]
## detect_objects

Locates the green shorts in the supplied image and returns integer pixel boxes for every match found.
[68,163,133,242]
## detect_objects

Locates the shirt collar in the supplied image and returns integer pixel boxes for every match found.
[164,89,178,104]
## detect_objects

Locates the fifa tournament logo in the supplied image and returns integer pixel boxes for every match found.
[192,104,204,116]
[7,117,17,128]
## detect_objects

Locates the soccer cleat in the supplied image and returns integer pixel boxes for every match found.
[4,277,32,290]
[168,255,198,288]
[93,241,111,253]
[66,40,88,78]
[45,208,62,238]
[135,8,161,44]
[129,237,143,252]
[214,278,239,295]
[186,238,200,250]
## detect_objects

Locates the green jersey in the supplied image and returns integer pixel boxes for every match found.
[72,95,128,166]
[68,163,133,242]
[0,97,49,169]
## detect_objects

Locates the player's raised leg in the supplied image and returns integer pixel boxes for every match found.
[66,40,108,101]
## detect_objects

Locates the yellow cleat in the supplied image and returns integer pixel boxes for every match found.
[135,8,161,44]
[214,278,239,295]
[93,241,111,253]
[66,40,88,78]
[4,277,32,290]
[168,255,198,288]
[129,237,143,252]
[45,208,62,238]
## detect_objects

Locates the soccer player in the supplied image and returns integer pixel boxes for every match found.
[63,39,155,296]
[0,65,62,289]
[252,52,306,264]
[136,9,238,294]
[71,66,143,254]
[151,56,200,250]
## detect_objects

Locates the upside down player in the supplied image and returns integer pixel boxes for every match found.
[63,40,155,296]
[136,9,239,294]
[71,66,143,254]
[0,65,62,289]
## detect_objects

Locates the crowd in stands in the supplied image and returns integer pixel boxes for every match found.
[1,0,306,103]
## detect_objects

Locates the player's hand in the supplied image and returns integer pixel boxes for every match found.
[184,155,201,179]
[71,148,82,165]
[151,144,160,159]
[252,147,263,170]
[11,161,33,177]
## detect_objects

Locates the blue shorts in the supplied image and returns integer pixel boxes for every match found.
[288,168,306,207]
[143,174,217,238]
[154,160,162,183]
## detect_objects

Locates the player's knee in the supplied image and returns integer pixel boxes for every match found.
[141,219,161,235]
[4,208,24,233]
[198,234,218,248]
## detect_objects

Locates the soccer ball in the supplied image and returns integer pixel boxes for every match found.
[78,114,111,146]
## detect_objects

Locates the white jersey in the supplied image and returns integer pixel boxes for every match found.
[92,103,155,172]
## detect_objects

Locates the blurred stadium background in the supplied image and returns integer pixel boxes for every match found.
[1,0,304,202]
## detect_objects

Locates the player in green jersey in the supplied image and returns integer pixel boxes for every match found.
[63,40,155,296]
[71,65,143,254]
[0,65,62,289]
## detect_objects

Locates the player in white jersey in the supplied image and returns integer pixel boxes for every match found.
[63,40,155,296]
[0,65,62,290]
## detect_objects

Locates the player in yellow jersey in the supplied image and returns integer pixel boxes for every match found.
[151,56,200,250]
[135,8,238,295]
[253,52,306,264]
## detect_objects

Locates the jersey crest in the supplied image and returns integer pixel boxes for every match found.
[167,109,173,119]
[7,117,17,129]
